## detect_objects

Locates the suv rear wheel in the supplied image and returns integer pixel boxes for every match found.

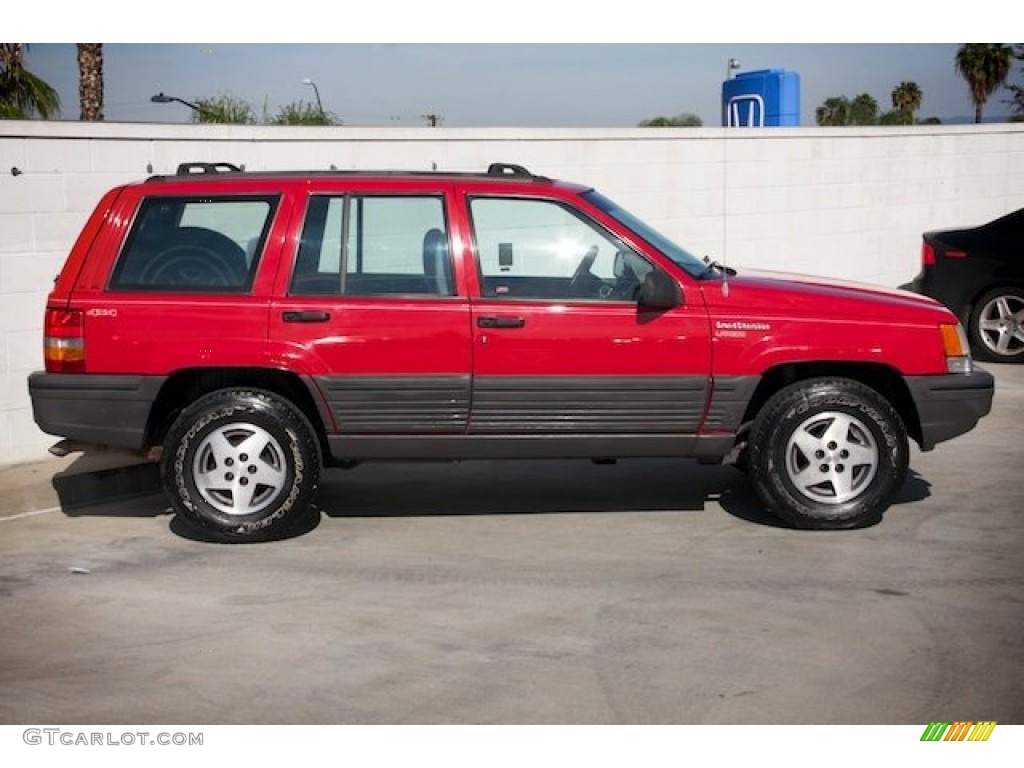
[161,389,321,541]
[747,378,908,529]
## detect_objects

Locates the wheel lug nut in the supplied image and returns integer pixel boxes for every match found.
[836,464,845,473]
[248,465,257,474]
[819,464,829,472]
[240,454,248,462]
[815,450,825,459]
[827,441,837,450]
[840,450,849,459]
[240,477,249,486]
[225,458,234,466]
[225,472,234,481]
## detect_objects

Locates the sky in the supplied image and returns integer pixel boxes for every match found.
[8,3,1021,127]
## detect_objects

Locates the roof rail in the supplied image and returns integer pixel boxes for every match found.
[176,162,243,176]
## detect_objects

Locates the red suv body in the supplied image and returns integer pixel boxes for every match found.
[29,163,994,539]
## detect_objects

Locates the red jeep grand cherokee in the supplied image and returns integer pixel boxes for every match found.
[29,163,994,539]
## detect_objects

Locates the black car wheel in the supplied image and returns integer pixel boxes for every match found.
[748,378,909,529]
[162,389,321,541]
[969,287,1024,363]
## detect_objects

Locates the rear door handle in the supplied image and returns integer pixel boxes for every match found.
[477,316,526,329]
[282,311,330,323]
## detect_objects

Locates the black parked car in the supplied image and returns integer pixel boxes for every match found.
[912,208,1024,363]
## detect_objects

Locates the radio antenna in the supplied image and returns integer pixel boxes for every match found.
[720,123,730,297]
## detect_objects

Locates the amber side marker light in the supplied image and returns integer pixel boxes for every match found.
[44,308,85,372]
[940,322,972,374]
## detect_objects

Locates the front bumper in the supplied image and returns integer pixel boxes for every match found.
[28,372,167,451]
[905,368,994,451]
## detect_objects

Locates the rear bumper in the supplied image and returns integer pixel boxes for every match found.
[28,372,166,451]
[905,368,994,451]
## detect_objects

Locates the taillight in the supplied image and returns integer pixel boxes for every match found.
[922,242,935,265]
[44,308,85,372]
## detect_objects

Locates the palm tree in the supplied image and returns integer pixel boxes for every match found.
[849,93,880,125]
[77,44,103,121]
[1006,44,1024,120]
[815,96,850,126]
[954,44,1013,123]
[891,81,923,125]
[0,43,61,119]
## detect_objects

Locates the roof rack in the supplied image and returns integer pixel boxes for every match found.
[145,162,550,182]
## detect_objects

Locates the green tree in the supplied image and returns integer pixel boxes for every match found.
[0,43,60,119]
[891,81,923,125]
[638,113,703,127]
[954,44,1013,123]
[269,100,339,126]
[192,93,255,124]
[77,43,103,121]
[815,96,850,126]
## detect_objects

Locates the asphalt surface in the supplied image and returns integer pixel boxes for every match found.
[1,365,1021,725]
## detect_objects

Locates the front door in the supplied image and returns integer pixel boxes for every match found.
[466,196,711,440]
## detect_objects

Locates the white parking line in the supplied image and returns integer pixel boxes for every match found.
[0,506,62,522]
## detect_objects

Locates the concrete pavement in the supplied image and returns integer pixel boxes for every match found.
[0,365,1021,724]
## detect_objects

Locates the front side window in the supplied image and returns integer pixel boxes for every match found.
[290,195,452,297]
[110,196,277,292]
[470,197,652,302]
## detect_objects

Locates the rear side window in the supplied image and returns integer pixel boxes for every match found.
[109,196,278,292]
[290,195,453,297]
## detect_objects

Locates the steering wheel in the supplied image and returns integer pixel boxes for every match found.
[568,245,599,294]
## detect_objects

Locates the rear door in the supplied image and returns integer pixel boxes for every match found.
[269,181,472,437]
[464,194,712,438]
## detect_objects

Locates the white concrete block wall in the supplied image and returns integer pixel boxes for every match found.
[0,121,1021,465]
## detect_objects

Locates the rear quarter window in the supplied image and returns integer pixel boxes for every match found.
[108,196,278,292]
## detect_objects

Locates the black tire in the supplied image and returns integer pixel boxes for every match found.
[161,389,321,541]
[747,378,908,530]
[967,286,1024,363]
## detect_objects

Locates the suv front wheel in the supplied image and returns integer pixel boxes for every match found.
[747,378,909,529]
[161,389,321,541]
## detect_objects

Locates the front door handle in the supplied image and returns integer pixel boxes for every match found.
[282,311,330,323]
[477,316,526,329]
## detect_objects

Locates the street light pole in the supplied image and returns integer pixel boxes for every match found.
[151,92,203,113]
[302,78,324,119]
[151,92,224,122]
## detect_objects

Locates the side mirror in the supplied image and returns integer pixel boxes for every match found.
[638,270,682,310]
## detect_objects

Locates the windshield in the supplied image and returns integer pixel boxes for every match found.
[582,190,706,277]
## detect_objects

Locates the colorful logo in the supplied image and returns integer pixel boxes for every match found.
[921,721,997,741]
